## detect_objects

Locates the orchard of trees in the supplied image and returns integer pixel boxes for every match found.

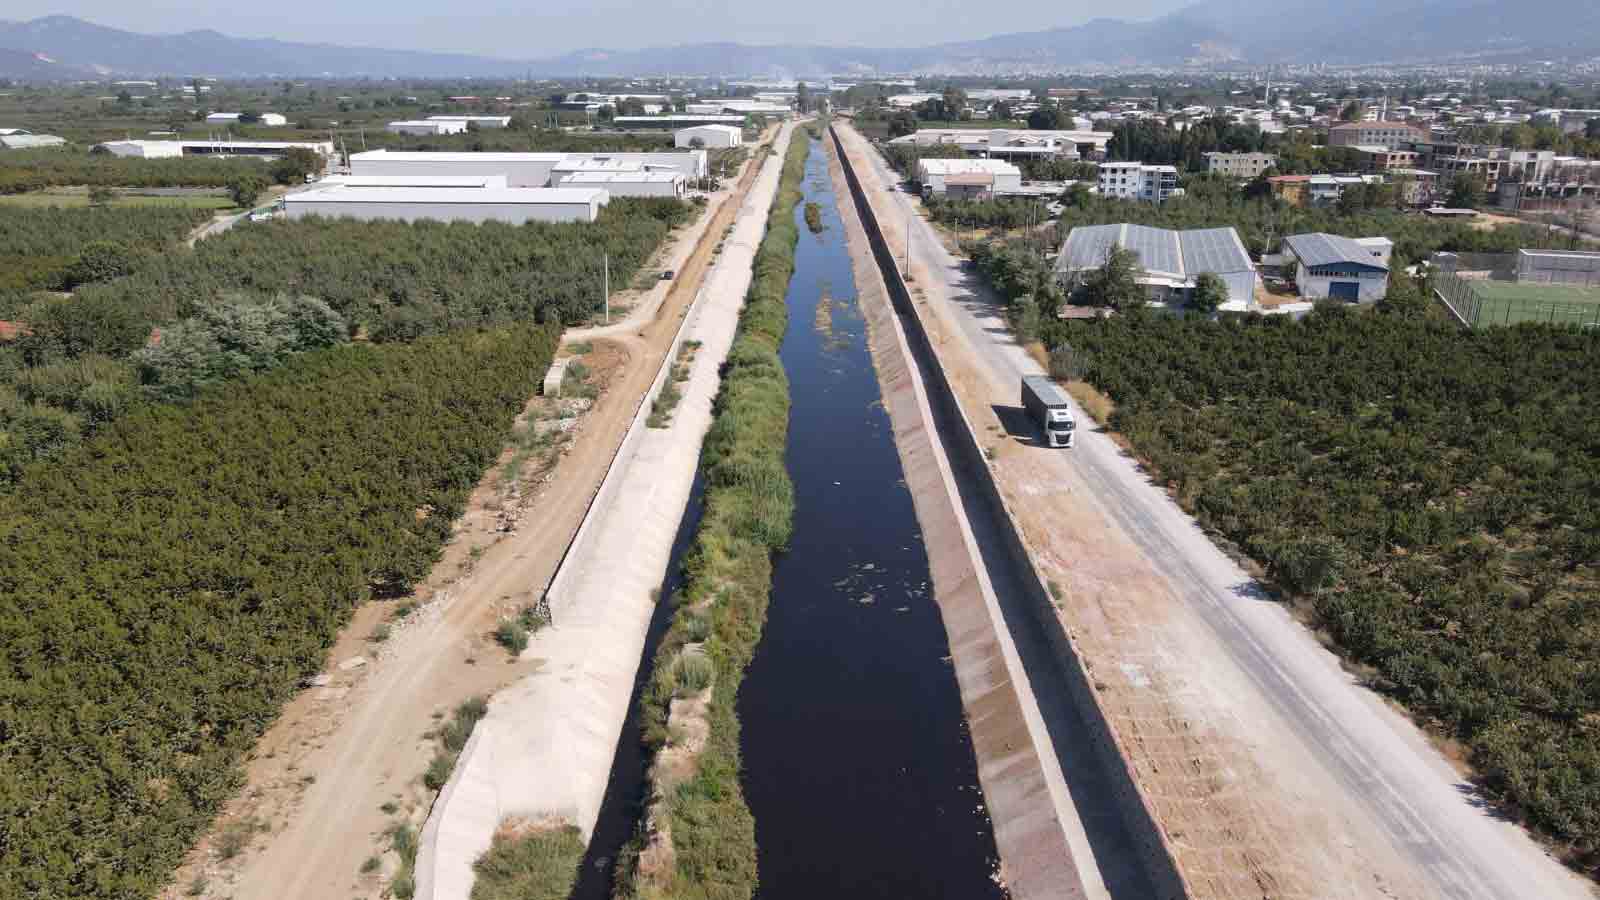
[0,198,690,479]
[1049,307,1600,864]
[0,148,272,193]
[0,205,210,294]
[0,324,560,898]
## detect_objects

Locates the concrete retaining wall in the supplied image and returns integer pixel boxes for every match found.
[831,123,1189,900]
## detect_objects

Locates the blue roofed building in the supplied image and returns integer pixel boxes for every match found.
[1053,223,1259,311]
[1282,233,1392,303]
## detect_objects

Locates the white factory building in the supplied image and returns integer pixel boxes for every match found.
[95,139,333,160]
[1098,162,1182,203]
[425,115,512,129]
[684,100,791,117]
[285,186,610,224]
[387,120,468,136]
[206,112,288,127]
[349,149,706,187]
[1282,233,1393,303]
[887,128,1114,160]
[675,125,743,149]
[558,171,686,198]
[318,174,509,189]
[613,115,746,130]
[915,158,1023,196]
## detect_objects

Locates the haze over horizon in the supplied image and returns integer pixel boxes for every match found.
[2,0,1192,60]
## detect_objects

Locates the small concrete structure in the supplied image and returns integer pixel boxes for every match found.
[0,134,66,149]
[284,186,610,224]
[543,357,570,397]
[206,112,287,126]
[95,139,183,158]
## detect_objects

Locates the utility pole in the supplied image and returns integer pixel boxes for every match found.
[603,253,610,324]
[904,208,912,279]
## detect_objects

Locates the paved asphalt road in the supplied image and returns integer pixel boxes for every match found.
[851,126,1593,900]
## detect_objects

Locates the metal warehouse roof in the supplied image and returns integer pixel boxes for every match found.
[350,150,568,163]
[1284,233,1390,271]
[1181,228,1255,277]
[289,187,608,205]
[321,175,507,188]
[1056,223,1253,278]
[560,172,683,183]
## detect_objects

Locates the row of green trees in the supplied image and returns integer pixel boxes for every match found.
[1050,308,1600,864]
[0,148,271,193]
[0,199,690,479]
[0,205,210,293]
[0,324,560,898]
[614,128,808,900]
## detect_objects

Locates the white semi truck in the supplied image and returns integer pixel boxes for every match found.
[1021,375,1076,448]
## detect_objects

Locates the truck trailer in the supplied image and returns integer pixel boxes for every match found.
[1021,375,1076,448]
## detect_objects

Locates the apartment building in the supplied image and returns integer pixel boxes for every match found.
[1328,121,1428,150]
[1099,162,1181,203]
[1203,151,1278,178]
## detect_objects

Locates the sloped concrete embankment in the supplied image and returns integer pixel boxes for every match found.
[413,121,796,900]
[829,124,1189,900]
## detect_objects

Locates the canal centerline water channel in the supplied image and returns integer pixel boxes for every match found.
[735,137,1006,899]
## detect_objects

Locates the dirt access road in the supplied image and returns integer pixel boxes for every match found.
[836,120,1593,900]
[161,126,781,900]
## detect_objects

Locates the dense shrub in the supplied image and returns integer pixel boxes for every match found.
[615,127,807,900]
[470,825,586,900]
[1056,309,1600,864]
[0,323,559,898]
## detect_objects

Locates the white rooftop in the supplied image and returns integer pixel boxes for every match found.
[289,186,608,205]
[560,172,684,184]
[918,158,1022,176]
[350,150,568,163]
[320,175,508,188]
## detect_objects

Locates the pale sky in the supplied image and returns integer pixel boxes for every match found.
[7,0,1191,59]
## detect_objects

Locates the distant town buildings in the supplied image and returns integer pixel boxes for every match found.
[387,120,468,136]
[1328,122,1428,150]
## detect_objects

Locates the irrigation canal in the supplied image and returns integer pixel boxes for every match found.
[735,137,1006,898]
[572,135,1006,899]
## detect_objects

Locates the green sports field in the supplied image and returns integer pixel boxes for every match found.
[1467,280,1600,327]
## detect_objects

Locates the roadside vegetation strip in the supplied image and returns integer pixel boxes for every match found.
[1054,307,1600,868]
[0,323,559,899]
[469,823,586,900]
[614,126,810,900]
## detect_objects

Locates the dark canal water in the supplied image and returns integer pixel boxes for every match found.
[736,138,1006,899]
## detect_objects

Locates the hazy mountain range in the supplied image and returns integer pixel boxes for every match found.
[1,8,1599,80]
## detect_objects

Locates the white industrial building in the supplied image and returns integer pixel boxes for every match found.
[915,158,1022,196]
[96,139,184,158]
[888,128,1114,160]
[675,124,743,149]
[1098,162,1181,203]
[206,112,288,127]
[557,171,686,198]
[284,186,610,224]
[350,150,570,187]
[318,174,508,189]
[387,120,468,136]
[95,139,332,160]
[613,115,746,130]
[426,115,512,129]
[1282,233,1392,302]
[1055,223,1259,311]
[1,134,67,150]
[349,148,706,188]
[685,100,791,117]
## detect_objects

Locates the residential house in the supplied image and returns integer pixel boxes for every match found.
[1204,151,1278,178]
[1098,162,1181,203]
